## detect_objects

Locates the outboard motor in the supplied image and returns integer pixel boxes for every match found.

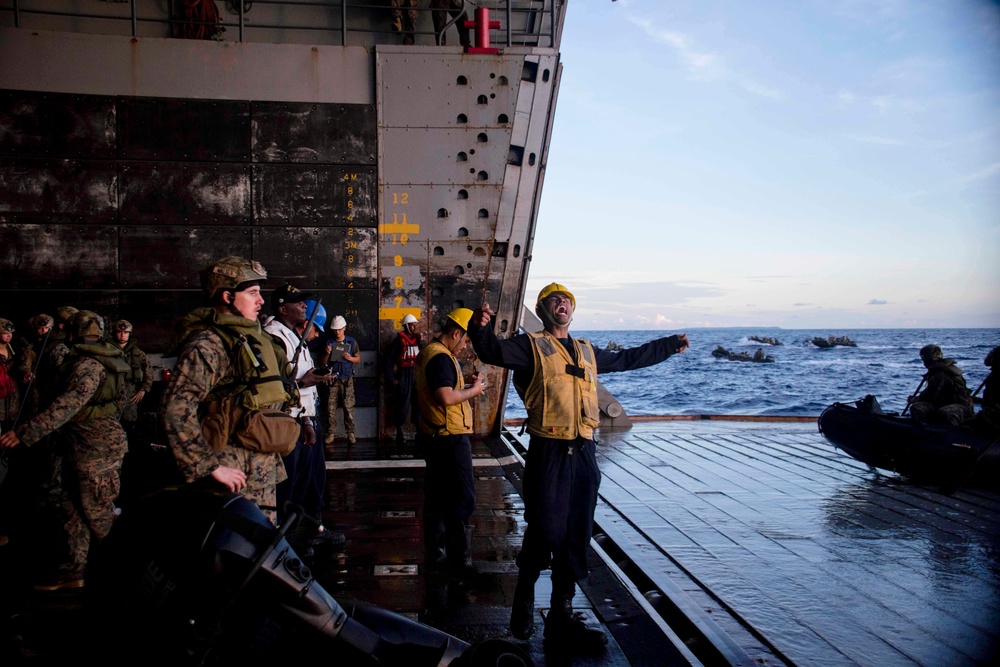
[89,486,531,667]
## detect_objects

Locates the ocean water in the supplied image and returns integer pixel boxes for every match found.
[502,328,999,419]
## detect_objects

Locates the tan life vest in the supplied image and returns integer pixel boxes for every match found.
[60,342,131,421]
[519,331,600,440]
[415,339,472,436]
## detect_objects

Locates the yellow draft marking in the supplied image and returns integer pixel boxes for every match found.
[379,212,419,235]
[380,307,422,330]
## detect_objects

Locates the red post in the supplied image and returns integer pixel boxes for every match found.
[464,7,501,54]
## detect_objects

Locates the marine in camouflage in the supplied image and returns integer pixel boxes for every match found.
[161,328,287,523]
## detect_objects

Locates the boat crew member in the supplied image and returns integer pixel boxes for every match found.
[973,345,999,434]
[161,256,299,525]
[415,308,486,597]
[469,284,689,652]
[907,344,974,426]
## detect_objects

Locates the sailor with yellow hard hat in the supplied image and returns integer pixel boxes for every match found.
[469,283,689,652]
[414,307,488,596]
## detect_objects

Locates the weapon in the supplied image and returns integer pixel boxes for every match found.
[0,326,52,489]
[900,374,927,417]
[292,296,323,376]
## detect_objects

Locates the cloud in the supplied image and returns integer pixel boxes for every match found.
[958,162,1000,184]
[739,78,784,100]
[793,303,812,307]
[867,299,889,305]
[626,17,719,74]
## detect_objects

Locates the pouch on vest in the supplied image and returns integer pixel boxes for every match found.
[200,396,299,456]
[235,409,300,456]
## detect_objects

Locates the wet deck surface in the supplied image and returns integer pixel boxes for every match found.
[593,420,1000,667]
[2,420,999,666]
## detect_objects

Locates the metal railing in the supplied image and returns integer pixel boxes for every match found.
[1,0,562,49]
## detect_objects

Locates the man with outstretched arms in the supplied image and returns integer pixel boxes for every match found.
[161,256,298,524]
[469,283,689,653]
[0,310,130,591]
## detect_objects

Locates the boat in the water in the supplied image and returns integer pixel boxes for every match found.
[748,335,782,346]
[811,335,857,348]
[818,398,1000,488]
[711,345,775,363]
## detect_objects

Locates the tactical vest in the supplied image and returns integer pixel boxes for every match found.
[122,340,145,386]
[175,308,291,411]
[59,342,131,421]
[518,331,600,440]
[397,330,420,369]
[415,339,472,436]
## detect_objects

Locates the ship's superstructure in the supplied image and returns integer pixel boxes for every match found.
[0,0,566,438]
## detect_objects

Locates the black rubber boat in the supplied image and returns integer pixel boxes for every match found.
[818,398,1000,488]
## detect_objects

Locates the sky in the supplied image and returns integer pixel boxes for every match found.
[524,0,1000,330]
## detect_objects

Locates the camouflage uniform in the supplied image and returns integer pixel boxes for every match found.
[430,0,470,46]
[119,337,152,424]
[391,0,419,44]
[14,347,129,579]
[162,326,288,524]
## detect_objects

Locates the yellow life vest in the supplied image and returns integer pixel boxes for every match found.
[415,339,472,436]
[519,331,600,440]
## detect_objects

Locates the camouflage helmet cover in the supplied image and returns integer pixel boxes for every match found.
[56,306,79,324]
[72,310,105,338]
[30,313,54,329]
[201,256,267,298]
[0,317,14,333]
[115,319,134,333]
[919,344,943,361]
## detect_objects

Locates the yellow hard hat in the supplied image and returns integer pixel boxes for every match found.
[446,308,474,332]
[536,283,575,309]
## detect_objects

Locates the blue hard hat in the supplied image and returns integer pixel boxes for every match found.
[304,299,326,330]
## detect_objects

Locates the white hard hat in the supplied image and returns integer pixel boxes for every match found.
[330,315,347,330]
[402,314,419,325]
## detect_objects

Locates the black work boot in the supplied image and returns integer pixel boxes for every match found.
[423,514,447,576]
[544,589,608,653]
[509,570,539,640]
[448,524,491,589]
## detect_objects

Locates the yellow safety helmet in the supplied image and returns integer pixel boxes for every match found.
[446,308,474,332]
[536,282,575,309]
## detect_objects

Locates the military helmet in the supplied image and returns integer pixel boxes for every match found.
[330,315,347,331]
[72,310,105,338]
[0,317,14,334]
[115,319,134,333]
[919,344,943,361]
[446,308,473,332]
[536,283,576,309]
[56,306,79,325]
[201,256,267,299]
[30,313,54,329]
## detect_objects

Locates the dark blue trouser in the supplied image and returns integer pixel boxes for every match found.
[276,417,327,526]
[517,435,601,588]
